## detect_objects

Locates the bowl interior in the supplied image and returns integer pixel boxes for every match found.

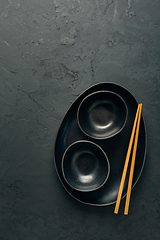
[62,141,110,192]
[78,91,127,139]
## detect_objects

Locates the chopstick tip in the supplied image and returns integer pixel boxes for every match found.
[114,210,118,215]
[124,212,128,215]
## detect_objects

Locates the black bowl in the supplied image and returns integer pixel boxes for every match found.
[62,140,110,192]
[77,91,128,139]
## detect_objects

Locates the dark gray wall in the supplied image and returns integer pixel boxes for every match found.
[0,0,160,239]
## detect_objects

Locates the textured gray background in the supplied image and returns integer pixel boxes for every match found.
[0,0,160,239]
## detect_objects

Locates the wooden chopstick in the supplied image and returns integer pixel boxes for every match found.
[114,104,141,214]
[124,104,142,215]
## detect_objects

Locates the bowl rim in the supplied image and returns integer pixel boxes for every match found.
[77,90,128,140]
[61,140,110,192]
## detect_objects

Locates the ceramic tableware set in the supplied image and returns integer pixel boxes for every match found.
[54,83,147,208]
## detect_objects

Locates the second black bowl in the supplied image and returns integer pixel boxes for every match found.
[77,90,128,139]
[62,140,110,192]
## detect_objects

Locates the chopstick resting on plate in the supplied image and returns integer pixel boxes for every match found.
[114,103,142,215]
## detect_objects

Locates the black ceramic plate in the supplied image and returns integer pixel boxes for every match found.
[54,83,147,206]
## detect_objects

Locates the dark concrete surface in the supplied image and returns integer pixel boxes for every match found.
[0,0,160,239]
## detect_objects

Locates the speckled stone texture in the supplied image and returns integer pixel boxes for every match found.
[0,0,160,239]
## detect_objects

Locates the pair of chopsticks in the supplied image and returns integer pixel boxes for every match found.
[114,103,142,215]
